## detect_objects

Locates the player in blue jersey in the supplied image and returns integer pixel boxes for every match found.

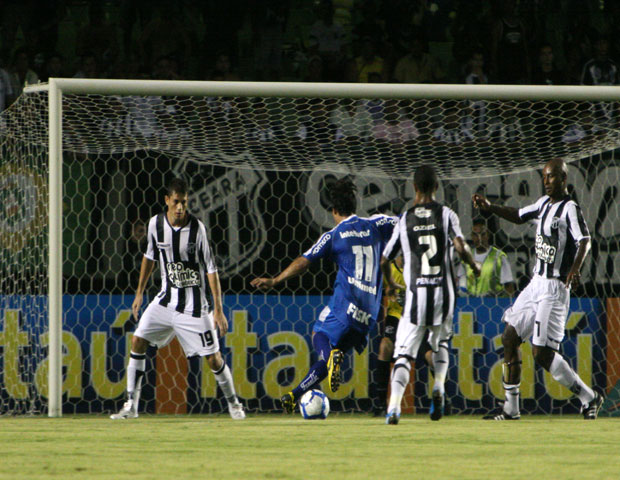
[251,178,397,413]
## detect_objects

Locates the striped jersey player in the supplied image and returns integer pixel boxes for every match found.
[382,165,480,424]
[473,158,603,420]
[251,178,397,414]
[111,177,245,420]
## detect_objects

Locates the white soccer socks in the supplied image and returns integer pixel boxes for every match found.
[387,358,411,415]
[212,362,245,419]
[549,352,595,405]
[431,347,449,396]
[126,351,146,412]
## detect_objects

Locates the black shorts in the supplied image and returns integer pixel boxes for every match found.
[380,315,399,343]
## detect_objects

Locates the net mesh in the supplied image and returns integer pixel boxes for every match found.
[1,84,620,416]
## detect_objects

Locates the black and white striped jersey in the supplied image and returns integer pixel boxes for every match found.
[518,195,590,282]
[383,202,463,326]
[144,213,218,317]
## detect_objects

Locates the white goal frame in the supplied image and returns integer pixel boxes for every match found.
[24,78,620,417]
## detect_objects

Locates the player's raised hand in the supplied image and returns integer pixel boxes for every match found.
[472,193,491,210]
[250,277,276,291]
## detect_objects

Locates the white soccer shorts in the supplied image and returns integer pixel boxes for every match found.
[134,302,220,357]
[394,315,453,359]
[503,274,569,350]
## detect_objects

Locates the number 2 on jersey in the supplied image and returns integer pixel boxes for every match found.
[419,235,440,276]
[352,245,373,282]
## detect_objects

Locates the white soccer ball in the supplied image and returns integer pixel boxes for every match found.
[299,389,330,420]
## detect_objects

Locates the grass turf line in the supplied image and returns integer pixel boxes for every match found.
[1,414,618,480]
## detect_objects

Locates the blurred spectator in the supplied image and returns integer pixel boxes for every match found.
[370,99,419,144]
[138,4,191,72]
[293,97,336,145]
[251,0,289,80]
[76,3,119,68]
[463,48,489,133]
[152,56,182,81]
[393,33,444,83]
[486,102,524,144]
[432,104,474,144]
[40,53,65,82]
[458,218,515,297]
[531,43,567,85]
[0,65,13,112]
[354,37,386,83]
[490,0,530,84]
[73,53,99,79]
[450,0,493,68]
[208,52,241,81]
[308,0,347,81]
[330,98,373,142]
[243,101,284,143]
[8,48,39,103]
[581,37,619,86]
[581,36,619,130]
[303,55,325,82]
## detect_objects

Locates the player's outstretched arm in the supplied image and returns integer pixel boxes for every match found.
[472,194,525,224]
[251,256,312,291]
[132,256,155,320]
[208,271,228,336]
[454,236,482,277]
[566,238,591,290]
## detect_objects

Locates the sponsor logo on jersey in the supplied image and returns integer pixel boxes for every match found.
[413,223,436,232]
[346,302,371,325]
[156,242,170,249]
[414,207,432,218]
[416,277,443,286]
[166,261,201,288]
[374,216,397,226]
[340,229,370,239]
[347,276,377,295]
[312,233,331,254]
[535,234,557,264]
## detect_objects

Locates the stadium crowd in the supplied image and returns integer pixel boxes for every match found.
[1,0,619,113]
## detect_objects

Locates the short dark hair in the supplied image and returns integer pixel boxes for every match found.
[166,177,188,197]
[413,165,439,194]
[472,217,487,229]
[329,177,357,216]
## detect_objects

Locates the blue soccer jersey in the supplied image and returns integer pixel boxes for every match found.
[303,214,397,335]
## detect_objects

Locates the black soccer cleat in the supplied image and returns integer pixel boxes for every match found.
[429,390,444,421]
[385,410,400,425]
[327,349,344,393]
[582,392,604,420]
[482,409,520,420]
[280,392,296,414]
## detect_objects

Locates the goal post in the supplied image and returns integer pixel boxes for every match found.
[8,78,620,417]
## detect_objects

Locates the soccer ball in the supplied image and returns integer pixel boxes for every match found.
[299,389,330,420]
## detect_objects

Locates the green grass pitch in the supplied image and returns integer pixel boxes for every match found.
[1,414,618,480]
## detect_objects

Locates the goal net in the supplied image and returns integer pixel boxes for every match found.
[1,79,619,417]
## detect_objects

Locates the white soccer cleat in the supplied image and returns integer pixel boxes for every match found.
[110,400,138,420]
[228,402,246,420]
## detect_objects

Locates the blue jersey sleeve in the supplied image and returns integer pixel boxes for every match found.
[303,230,334,262]
[370,214,398,243]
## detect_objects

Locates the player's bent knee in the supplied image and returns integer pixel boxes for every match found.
[501,326,520,351]
[206,351,223,371]
[131,335,149,353]
[532,345,554,370]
